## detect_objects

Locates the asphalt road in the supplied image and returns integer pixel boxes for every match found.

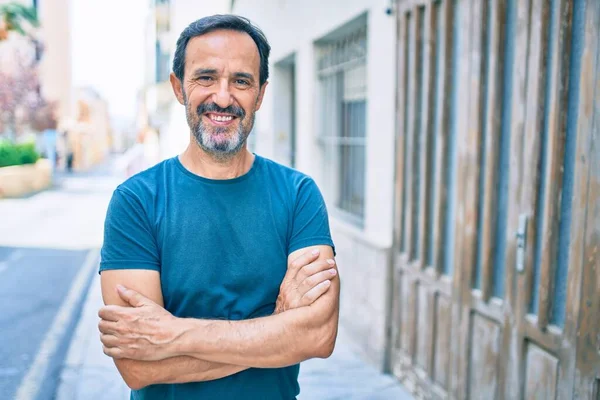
[0,159,124,400]
[0,246,91,400]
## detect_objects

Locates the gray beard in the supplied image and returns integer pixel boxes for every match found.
[186,109,253,163]
[193,122,248,162]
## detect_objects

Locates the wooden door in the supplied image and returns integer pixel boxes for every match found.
[391,1,460,398]
[390,0,599,399]
[503,0,599,399]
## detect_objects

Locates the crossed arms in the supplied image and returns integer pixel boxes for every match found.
[99,245,340,390]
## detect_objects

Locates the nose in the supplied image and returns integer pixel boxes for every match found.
[212,79,234,109]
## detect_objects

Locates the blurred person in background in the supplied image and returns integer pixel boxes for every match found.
[41,104,58,173]
[63,129,74,172]
[97,14,340,400]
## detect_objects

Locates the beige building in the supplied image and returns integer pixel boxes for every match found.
[0,0,111,169]
[36,0,72,119]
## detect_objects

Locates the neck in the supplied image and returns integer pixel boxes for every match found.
[179,140,255,180]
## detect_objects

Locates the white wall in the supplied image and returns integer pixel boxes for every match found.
[233,0,397,247]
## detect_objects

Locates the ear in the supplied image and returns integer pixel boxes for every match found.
[170,72,185,105]
[254,81,269,111]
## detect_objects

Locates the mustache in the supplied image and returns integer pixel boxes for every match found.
[197,103,245,118]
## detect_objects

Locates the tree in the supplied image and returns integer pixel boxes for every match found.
[0,2,45,140]
[0,48,44,140]
[0,2,39,41]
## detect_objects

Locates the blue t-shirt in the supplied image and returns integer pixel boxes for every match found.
[100,154,335,400]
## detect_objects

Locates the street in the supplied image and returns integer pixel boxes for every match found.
[0,160,123,400]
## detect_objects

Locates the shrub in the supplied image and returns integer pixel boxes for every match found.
[0,141,40,168]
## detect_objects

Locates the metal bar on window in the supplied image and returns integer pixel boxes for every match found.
[317,24,367,222]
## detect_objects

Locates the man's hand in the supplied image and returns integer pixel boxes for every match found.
[99,249,335,363]
[99,285,182,361]
[275,248,337,314]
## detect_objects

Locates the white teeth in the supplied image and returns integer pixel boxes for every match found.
[211,115,233,122]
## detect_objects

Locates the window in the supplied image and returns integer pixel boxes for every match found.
[317,27,367,225]
[155,40,170,83]
[273,54,297,168]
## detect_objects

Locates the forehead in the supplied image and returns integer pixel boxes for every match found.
[185,29,260,76]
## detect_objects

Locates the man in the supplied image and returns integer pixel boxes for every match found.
[98,14,339,400]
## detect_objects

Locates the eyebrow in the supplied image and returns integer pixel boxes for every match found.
[191,69,255,82]
[233,72,255,82]
[191,68,218,77]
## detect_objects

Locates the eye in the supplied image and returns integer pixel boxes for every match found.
[197,76,214,82]
[235,79,250,86]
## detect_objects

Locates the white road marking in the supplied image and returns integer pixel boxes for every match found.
[14,249,99,400]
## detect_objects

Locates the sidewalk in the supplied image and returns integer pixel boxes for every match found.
[56,271,413,400]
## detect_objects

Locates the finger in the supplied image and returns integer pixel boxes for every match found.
[98,319,119,335]
[289,248,321,271]
[116,285,150,308]
[98,305,122,322]
[300,268,337,293]
[297,258,336,281]
[100,333,120,348]
[300,280,332,306]
[103,345,124,359]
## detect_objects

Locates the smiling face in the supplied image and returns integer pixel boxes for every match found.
[170,29,267,159]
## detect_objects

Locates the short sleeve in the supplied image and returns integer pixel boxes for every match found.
[288,177,336,256]
[99,188,161,273]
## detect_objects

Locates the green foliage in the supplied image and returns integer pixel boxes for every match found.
[0,141,40,168]
[0,2,39,30]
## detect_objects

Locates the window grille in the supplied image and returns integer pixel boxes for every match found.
[317,27,367,224]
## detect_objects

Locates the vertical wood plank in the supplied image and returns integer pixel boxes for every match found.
[479,0,504,303]
[404,10,417,261]
[450,0,474,396]
[504,0,534,397]
[391,265,402,358]
[410,6,425,262]
[513,0,551,396]
[518,0,548,310]
[462,0,484,295]
[409,278,419,362]
[425,288,437,378]
[536,0,572,331]
[434,294,452,388]
[395,8,409,254]
[486,2,512,398]
[400,270,412,353]
[392,6,409,369]
[431,0,451,275]
[456,0,486,395]
[571,1,600,398]
[416,283,431,369]
[418,3,434,267]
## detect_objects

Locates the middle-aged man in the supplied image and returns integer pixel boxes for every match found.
[97,14,339,400]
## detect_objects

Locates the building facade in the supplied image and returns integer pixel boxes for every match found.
[231,0,600,399]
